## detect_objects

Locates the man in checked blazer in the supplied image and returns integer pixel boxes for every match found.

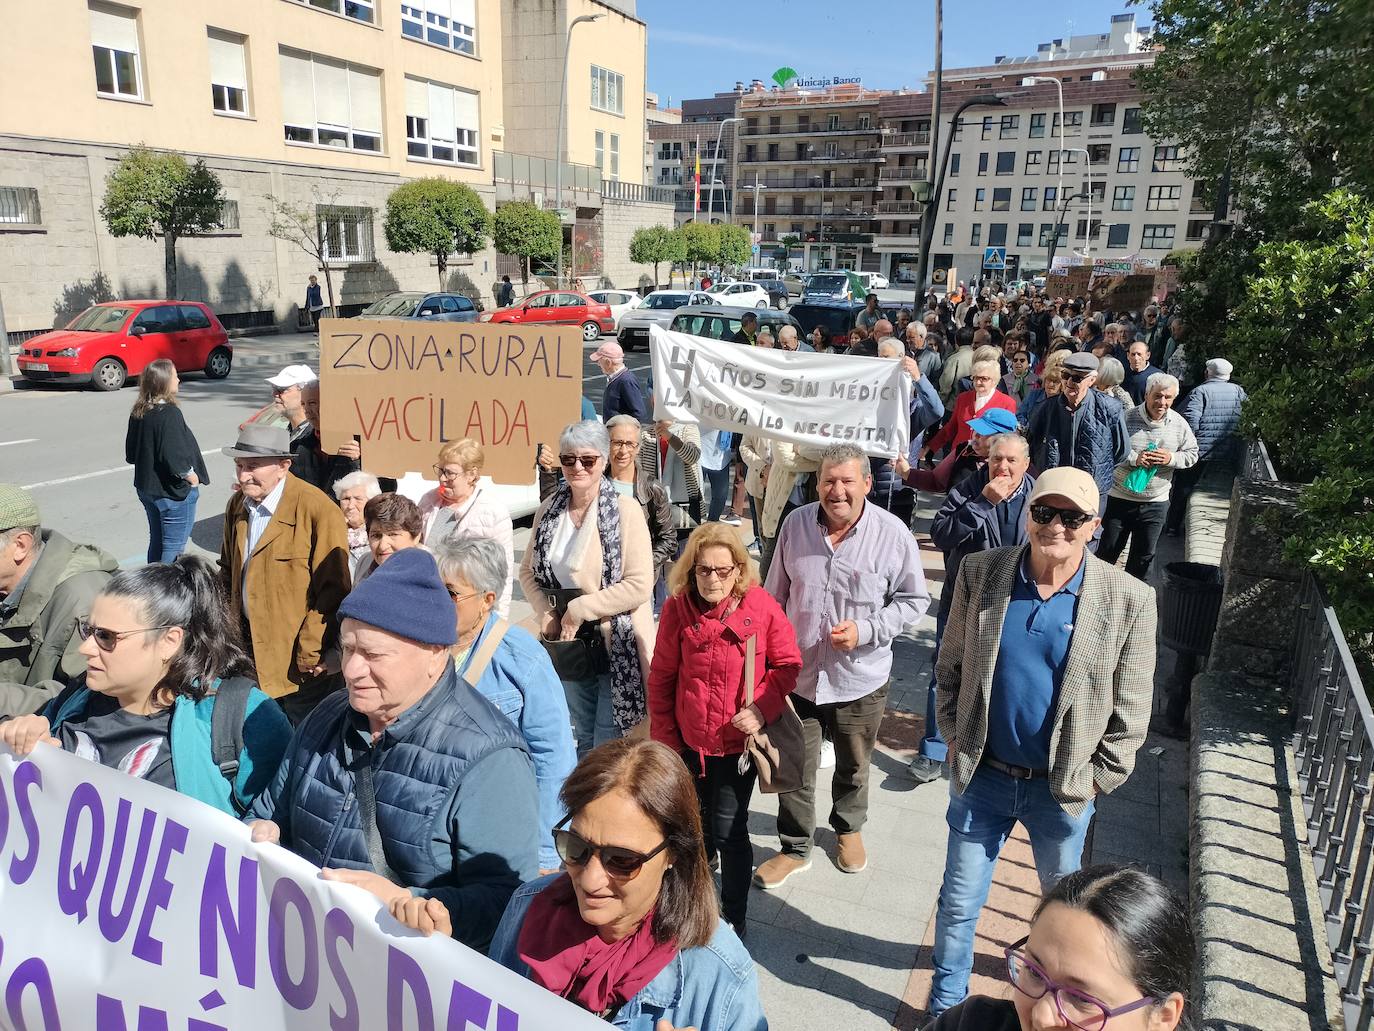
[924,466,1157,1019]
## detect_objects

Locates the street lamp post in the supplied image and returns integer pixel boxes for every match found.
[708,116,741,225]
[1064,147,1096,262]
[1022,76,1065,248]
[554,13,602,289]
[752,179,766,263]
[1045,189,1083,271]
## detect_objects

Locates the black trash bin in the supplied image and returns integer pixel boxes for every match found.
[1159,561,1224,656]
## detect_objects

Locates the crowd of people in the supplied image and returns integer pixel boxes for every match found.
[0,277,1242,1030]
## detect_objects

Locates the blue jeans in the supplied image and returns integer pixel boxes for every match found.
[561,673,616,758]
[703,463,733,522]
[920,607,949,762]
[137,487,199,563]
[928,766,1095,1015]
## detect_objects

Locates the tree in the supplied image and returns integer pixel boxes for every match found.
[383,178,491,290]
[493,201,561,291]
[629,225,686,289]
[265,187,344,321]
[717,224,752,269]
[99,146,225,299]
[677,222,719,277]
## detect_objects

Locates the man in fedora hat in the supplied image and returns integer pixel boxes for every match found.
[220,424,350,720]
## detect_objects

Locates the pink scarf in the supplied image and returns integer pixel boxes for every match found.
[517,875,678,1017]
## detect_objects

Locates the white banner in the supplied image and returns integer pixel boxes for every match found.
[649,325,911,459]
[0,745,609,1030]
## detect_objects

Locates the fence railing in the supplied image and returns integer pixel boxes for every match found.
[1246,437,1277,482]
[602,180,675,205]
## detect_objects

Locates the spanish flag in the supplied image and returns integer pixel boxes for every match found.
[693,134,701,215]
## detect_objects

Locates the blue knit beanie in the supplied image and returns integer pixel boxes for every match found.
[338,547,456,647]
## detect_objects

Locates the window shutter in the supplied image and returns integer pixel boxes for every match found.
[450,0,476,28]
[404,76,428,120]
[313,57,350,128]
[208,32,247,91]
[89,3,139,52]
[278,49,315,127]
[427,82,455,144]
[348,66,382,135]
[452,88,480,133]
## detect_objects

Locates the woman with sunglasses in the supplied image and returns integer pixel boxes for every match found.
[927,864,1190,1031]
[647,522,801,939]
[393,739,767,1030]
[418,438,515,617]
[0,556,291,815]
[520,420,655,757]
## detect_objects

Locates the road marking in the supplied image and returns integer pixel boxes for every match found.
[0,439,37,448]
[22,448,223,490]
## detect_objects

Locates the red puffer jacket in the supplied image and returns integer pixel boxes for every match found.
[648,585,802,760]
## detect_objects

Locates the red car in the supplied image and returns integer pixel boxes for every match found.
[16,300,232,391]
[479,289,615,342]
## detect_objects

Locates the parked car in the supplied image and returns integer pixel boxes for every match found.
[358,291,480,322]
[668,304,802,343]
[752,278,790,309]
[706,281,772,308]
[479,289,615,341]
[587,289,643,330]
[856,271,890,291]
[801,272,857,302]
[784,272,809,298]
[789,299,917,342]
[16,300,232,391]
[617,289,715,350]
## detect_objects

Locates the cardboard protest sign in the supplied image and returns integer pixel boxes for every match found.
[649,324,911,459]
[1046,266,1091,299]
[317,318,583,484]
[0,744,611,1029]
[1089,273,1157,312]
[1153,266,1180,300]
[1089,258,1135,277]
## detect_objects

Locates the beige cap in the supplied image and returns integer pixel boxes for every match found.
[1028,467,1100,515]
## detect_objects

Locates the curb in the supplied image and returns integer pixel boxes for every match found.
[230,347,319,370]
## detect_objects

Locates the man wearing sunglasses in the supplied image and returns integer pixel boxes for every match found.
[926,466,1156,1018]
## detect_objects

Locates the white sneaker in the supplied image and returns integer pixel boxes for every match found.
[819,739,836,769]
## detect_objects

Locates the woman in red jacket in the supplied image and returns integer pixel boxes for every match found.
[920,357,1018,463]
[648,521,801,938]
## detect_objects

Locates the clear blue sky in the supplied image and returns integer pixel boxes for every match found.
[639,0,1138,105]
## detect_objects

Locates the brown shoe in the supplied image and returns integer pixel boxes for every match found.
[752,852,812,890]
[836,832,867,873]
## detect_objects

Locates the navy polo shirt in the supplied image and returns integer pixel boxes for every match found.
[985,553,1086,769]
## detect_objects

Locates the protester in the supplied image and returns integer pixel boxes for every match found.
[1166,357,1248,536]
[810,325,833,353]
[0,485,118,717]
[921,360,1018,463]
[519,420,655,756]
[1000,349,1040,404]
[699,428,736,523]
[249,547,537,952]
[1140,305,1170,366]
[755,444,929,887]
[417,438,514,616]
[1094,356,1136,411]
[352,492,423,584]
[333,471,381,571]
[907,323,942,380]
[639,419,703,532]
[733,311,758,345]
[846,327,866,352]
[927,865,1191,1031]
[592,342,647,424]
[908,433,1035,785]
[938,327,978,406]
[0,557,291,815]
[606,416,677,594]
[433,536,576,875]
[305,275,325,327]
[777,324,812,353]
[856,292,881,331]
[737,431,772,548]
[927,467,1157,1017]
[1101,373,1198,579]
[125,358,208,563]
[265,364,316,445]
[757,327,776,349]
[219,424,350,718]
[286,381,363,496]
[1122,340,1164,406]
[902,409,1015,496]
[870,345,943,519]
[648,522,801,935]
[1162,317,1188,380]
[755,438,822,581]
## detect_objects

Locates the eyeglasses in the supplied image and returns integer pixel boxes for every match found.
[1005,938,1159,1031]
[1062,371,1093,384]
[432,465,467,481]
[77,619,176,653]
[609,440,639,451]
[695,564,739,580]
[446,588,481,603]
[559,454,600,470]
[1030,503,1096,530]
[553,815,669,880]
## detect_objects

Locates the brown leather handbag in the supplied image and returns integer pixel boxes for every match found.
[737,633,806,794]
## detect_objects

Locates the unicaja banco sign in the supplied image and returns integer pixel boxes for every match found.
[795,75,862,88]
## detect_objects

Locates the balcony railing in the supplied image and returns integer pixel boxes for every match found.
[876,200,922,214]
[883,132,931,147]
[739,122,880,137]
[740,149,884,164]
[603,180,676,204]
[878,167,928,181]
[493,150,600,193]
[741,175,878,190]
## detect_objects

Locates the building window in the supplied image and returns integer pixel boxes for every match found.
[1187,218,1211,241]
[208,30,249,115]
[590,65,624,115]
[280,48,383,152]
[1090,103,1116,127]
[1112,185,1135,211]
[1076,218,1102,239]
[657,142,681,161]
[1107,223,1130,248]
[946,188,957,210]
[89,2,142,99]
[857,114,871,129]
[790,222,802,234]
[1117,147,1140,173]
[216,199,240,230]
[1087,144,1110,165]
[1021,187,1037,211]
[401,1,477,56]
[1017,222,1033,247]
[290,0,375,23]
[1147,184,1182,211]
[1052,110,1084,136]
[1122,107,1143,135]
[0,187,42,225]
[999,114,1019,139]
[981,115,994,140]
[594,130,605,172]
[404,77,480,165]
[1153,145,1184,172]
[1043,186,1058,211]
[609,133,620,179]
[970,223,982,247]
[767,143,778,161]
[988,223,1007,247]
[952,117,964,141]
[974,188,986,211]
[824,141,838,158]
[992,187,1011,212]
[994,151,1015,176]
[943,223,954,246]
[317,205,375,263]
[1142,223,1176,249]
[1089,181,1106,205]
[950,153,961,177]
[1029,113,1046,138]
[1024,150,1041,174]
[977,152,988,175]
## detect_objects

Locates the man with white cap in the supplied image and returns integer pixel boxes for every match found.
[1166,357,1247,535]
[590,341,646,424]
[265,364,317,446]
[925,466,1157,1018]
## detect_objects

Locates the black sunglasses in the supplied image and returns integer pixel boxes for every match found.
[559,454,600,470]
[1061,370,1093,383]
[1030,503,1096,530]
[552,814,669,880]
[77,619,176,652]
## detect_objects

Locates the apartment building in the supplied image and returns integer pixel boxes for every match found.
[648,88,742,227]
[0,0,670,335]
[643,92,681,184]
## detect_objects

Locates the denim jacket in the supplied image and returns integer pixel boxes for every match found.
[489,875,768,1031]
